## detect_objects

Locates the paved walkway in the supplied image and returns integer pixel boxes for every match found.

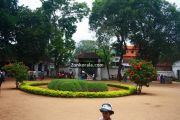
[0,79,180,120]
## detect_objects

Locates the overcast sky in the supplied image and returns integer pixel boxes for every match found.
[18,0,180,43]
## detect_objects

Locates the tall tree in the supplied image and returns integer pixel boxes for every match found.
[48,30,75,71]
[159,10,180,63]
[89,0,133,80]
[96,33,112,80]
[41,0,89,72]
[15,7,51,66]
[129,0,180,65]
[0,0,18,62]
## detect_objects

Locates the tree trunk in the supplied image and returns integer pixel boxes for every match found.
[106,65,110,80]
[136,84,142,95]
[16,81,19,89]
[117,35,126,81]
[55,63,59,76]
[54,54,59,76]
[103,48,110,80]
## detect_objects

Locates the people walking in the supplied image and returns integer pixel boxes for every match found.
[160,74,164,84]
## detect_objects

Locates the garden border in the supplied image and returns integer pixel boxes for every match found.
[19,81,136,98]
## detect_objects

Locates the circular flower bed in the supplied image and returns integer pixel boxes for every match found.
[19,81,136,98]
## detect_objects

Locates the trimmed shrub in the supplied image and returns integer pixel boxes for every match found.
[19,81,136,98]
[58,81,82,92]
[48,80,107,92]
[48,79,60,90]
[48,80,88,92]
[87,82,108,92]
[78,81,88,91]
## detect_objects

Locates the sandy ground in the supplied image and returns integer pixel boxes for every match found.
[0,79,180,120]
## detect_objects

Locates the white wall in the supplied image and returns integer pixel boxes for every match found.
[172,61,180,78]
[157,71,174,77]
[101,68,120,80]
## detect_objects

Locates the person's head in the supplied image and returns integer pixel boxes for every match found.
[100,103,114,119]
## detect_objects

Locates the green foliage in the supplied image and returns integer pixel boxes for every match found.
[41,0,90,70]
[48,79,60,90]
[58,82,82,92]
[129,0,180,65]
[48,80,107,92]
[3,62,29,88]
[19,81,136,98]
[126,59,157,94]
[74,40,98,57]
[96,35,112,79]
[16,7,51,64]
[90,0,180,76]
[87,82,108,92]
[89,0,133,80]
[0,0,18,62]
[0,0,89,67]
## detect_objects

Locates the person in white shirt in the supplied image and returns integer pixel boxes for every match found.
[99,103,114,120]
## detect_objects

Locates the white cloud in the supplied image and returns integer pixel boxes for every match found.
[18,0,42,10]
[167,0,180,8]
[73,18,96,42]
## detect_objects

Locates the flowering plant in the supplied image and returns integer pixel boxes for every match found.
[126,59,157,94]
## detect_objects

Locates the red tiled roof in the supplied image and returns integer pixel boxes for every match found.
[156,63,172,67]
[123,45,139,58]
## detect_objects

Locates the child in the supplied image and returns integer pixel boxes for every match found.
[99,103,114,120]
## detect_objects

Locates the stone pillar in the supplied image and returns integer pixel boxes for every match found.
[42,64,45,71]
[34,64,39,77]
[96,59,102,80]
[74,59,79,79]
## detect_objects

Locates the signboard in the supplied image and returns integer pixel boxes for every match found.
[50,64,55,69]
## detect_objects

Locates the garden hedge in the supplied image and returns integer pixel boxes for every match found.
[19,81,136,98]
[48,80,108,92]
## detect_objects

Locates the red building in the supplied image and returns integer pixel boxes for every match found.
[111,45,139,67]
[123,46,139,63]
[112,45,172,71]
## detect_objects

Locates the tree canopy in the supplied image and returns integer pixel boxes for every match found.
[90,0,180,80]
[0,0,18,62]
[0,0,89,71]
[130,0,180,65]
[74,40,98,57]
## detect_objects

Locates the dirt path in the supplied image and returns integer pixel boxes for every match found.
[0,79,180,120]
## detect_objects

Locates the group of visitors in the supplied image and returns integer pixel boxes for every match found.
[57,69,74,79]
[80,71,96,80]
[157,74,166,84]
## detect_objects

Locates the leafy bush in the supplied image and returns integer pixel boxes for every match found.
[3,62,29,88]
[48,79,60,90]
[126,59,157,94]
[87,82,108,92]
[59,81,82,92]
[48,80,107,92]
[19,81,136,98]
